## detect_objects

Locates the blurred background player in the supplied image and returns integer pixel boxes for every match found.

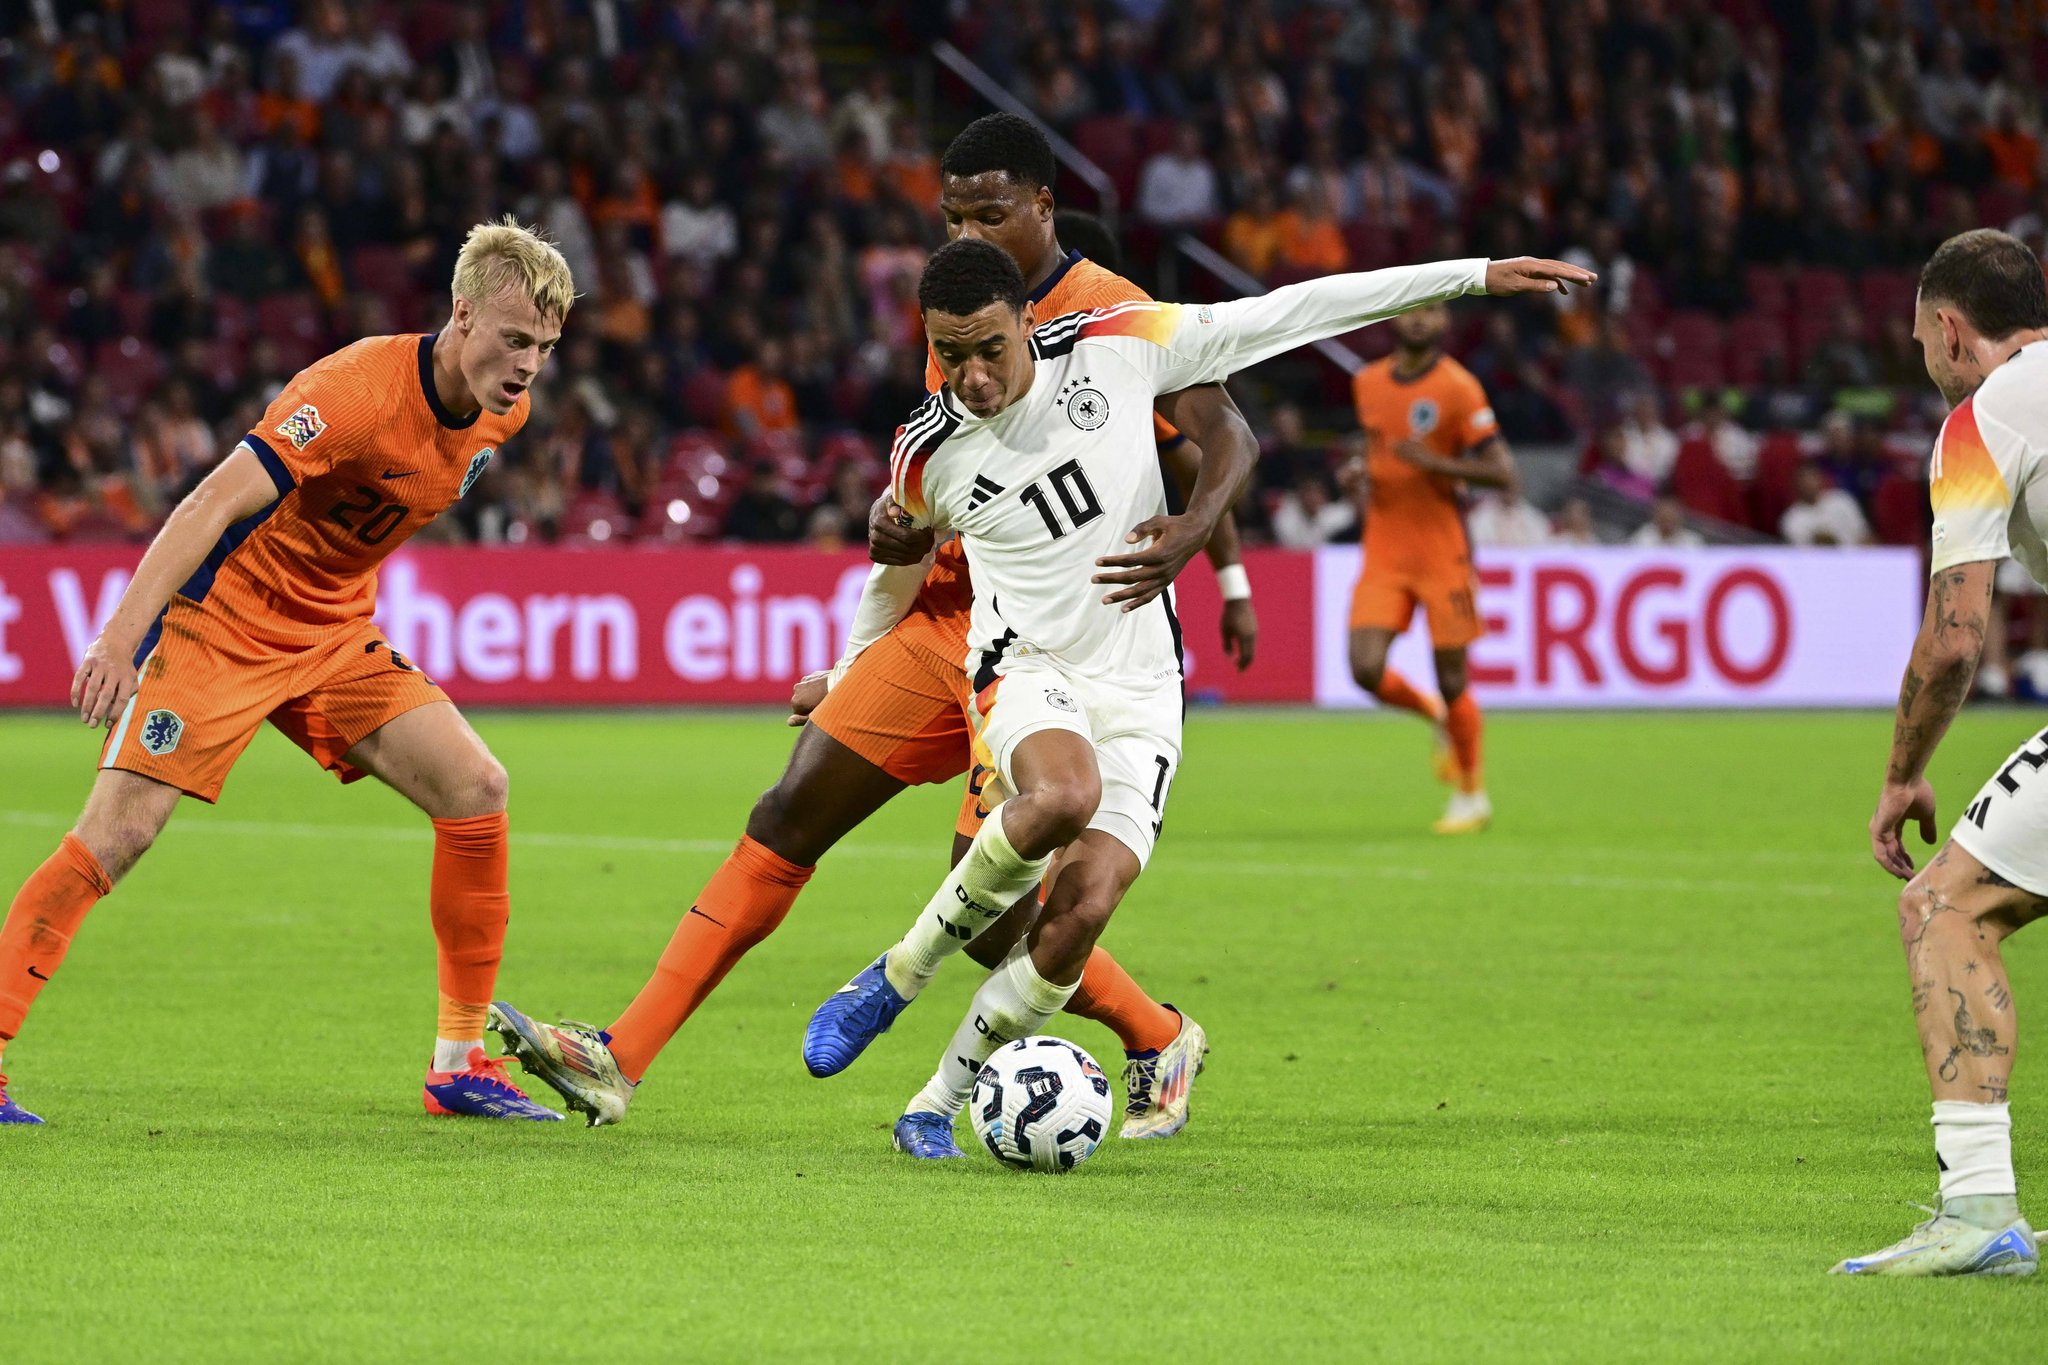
[1844,229,2048,1277]
[489,115,1255,1141]
[0,220,571,1125]
[1341,303,1511,834]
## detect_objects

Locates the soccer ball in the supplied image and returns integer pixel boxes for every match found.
[969,1036,1114,1173]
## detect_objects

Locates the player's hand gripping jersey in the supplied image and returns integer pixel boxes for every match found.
[889,259,1493,690]
[102,334,526,801]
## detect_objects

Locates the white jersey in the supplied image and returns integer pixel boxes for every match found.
[1930,341,2048,583]
[887,258,1491,689]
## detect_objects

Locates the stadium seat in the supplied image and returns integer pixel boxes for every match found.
[0,495,49,545]
[1662,312,1729,390]
[1670,438,1747,524]
[116,290,152,336]
[349,246,417,300]
[1342,223,1396,271]
[815,430,881,476]
[90,337,165,413]
[1750,431,1805,533]
[1857,268,1918,335]
[256,293,325,350]
[1071,116,1142,205]
[1725,314,1790,385]
[679,368,728,426]
[1743,266,1789,318]
[1790,266,1852,321]
[1871,474,1929,546]
[562,490,631,546]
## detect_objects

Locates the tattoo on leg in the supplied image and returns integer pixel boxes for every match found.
[1913,978,1935,1014]
[1940,1047,1962,1083]
[1950,986,2010,1062]
[1982,1075,2009,1102]
[1978,866,2020,889]
[1988,980,2013,1013]
[1966,960,1981,974]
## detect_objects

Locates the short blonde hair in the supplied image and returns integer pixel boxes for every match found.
[451,216,576,324]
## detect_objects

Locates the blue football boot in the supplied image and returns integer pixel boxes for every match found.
[803,955,912,1077]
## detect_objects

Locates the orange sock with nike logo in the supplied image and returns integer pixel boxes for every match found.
[1067,947,1182,1054]
[1446,692,1485,792]
[606,836,814,1082]
[431,812,511,1044]
[0,834,113,1056]
[1374,668,1445,721]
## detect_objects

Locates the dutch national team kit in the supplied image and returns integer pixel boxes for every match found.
[871,258,1495,865]
[1930,341,2048,892]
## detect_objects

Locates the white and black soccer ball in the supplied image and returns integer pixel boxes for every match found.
[969,1036,1114,1173]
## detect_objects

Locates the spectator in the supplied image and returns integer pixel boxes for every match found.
[1222,178,1284,278]
[1272,181,1348,276]
[291,207,347,310]
[1562,315,1652,431]
[1468,476,1555,547]
[1630,495,1705,548]
[1618,394,1679,486]
[723,339,799,441]
[1271,471,1355,548]
[1137,125,1221,228]
[723,462,804,542]
[1552,496,1601,546]
[1690,403,1760,482]
[272,0,357,104]
[1804,305,1877,390]
[1668,218,1747,316]
[1780,462,1872,545]
[833,68,896,162]
[662,168,740,272]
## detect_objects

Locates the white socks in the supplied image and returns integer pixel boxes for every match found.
[907,938,1078,1118]
[1934,1100,2016,1201]
[433,1038,483,1072]
[883,805,1049,998]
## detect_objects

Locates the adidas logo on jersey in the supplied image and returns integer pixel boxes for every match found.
[275,404,326,451]
[969,476,1005,509]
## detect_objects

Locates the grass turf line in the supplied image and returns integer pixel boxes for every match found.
[0,708,2041,1361]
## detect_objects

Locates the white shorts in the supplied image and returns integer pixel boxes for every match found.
[1951,724,2048,895]
[969,656,1182,868]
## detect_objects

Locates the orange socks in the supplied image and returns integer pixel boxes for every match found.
[1374,668,1445,722]
[1068,947,1182,1054]
[431,812,511,1041]
[1446,692,1484,792]
[0,834,112,1050]
[606,836,814,1082]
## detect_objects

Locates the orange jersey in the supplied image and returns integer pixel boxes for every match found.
[902,250,1179,662]
[165,334,527,643]
[1351,353,1497,574]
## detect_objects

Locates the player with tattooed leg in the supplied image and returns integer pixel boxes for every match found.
[1840,229,2048,1277]
[803,239,1593,1157]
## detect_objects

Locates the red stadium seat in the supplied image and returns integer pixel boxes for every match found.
[116,290,151,335]
[1872,474,1930,546]
[815,430,880,477]
[1751,431,1805,534]
[1071,116,1143,205]
[1670,438,1747,524]
[349,246,417,299]
[679,367,728,426]
[1726,314,1790,385]
[1743,266,1789,318]
[1342,223,1396,271]
[1790,266,1852,321]
[1662,311,1728,389]
[257,293,325,349]
[1858,268,1919,335]
[90,337,165,413]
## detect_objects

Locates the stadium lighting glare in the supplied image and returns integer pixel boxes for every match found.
[36,149,58,173]
[590,520,613,542]
[667,499,691,524]
[696,475,719,498]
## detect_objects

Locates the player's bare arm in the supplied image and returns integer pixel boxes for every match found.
[1871,560,1995,878]
[71,445,281,728]
[1388,434,1516,489]
[1094,384,1257,611]
[1157,388,1258,667]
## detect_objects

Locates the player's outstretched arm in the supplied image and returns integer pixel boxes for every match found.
[1870,560,1995,878]
[1389,435,1515,489]
[1094,384,1257,613]
[71,444,282,728]
[1155,388,1258,667]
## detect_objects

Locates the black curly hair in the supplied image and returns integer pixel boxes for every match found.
[918,238,1029,317]
[940,112,1057,191]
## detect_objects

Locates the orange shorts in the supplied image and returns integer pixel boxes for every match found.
[1349,564,1483,649]
[100,593,449,803]
[807,625,989,838]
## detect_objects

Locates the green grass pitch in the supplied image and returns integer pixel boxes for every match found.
[2,706,2043,1360]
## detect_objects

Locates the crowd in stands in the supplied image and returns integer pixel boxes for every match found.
[0,0,2037,560]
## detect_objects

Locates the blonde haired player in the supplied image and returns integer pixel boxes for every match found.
[0,218,573,1124]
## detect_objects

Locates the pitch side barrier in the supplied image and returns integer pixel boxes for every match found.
[0,545,1916,708]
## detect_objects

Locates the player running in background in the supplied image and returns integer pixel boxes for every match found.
[0,220,572,1124]
[1839,229,2048,1277]
[1341,302,1511,834]
[803,241,1593,1159]
[489,114,1257,1138]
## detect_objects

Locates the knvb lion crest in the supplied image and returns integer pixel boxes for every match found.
[275,404,326,451]
[461,448,495,496]
[140,709,184,756]
[1409,398,1440,436]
